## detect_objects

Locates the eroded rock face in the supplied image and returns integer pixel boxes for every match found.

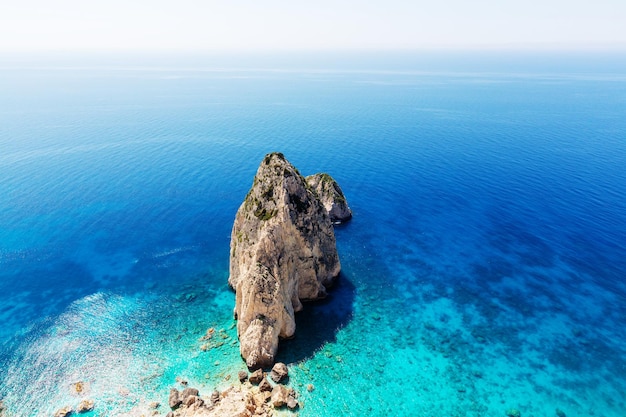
[306,173,352,223]
[229,152,342,369]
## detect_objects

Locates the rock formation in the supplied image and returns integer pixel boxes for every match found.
[229,152,345,369]
[305,173,352,223]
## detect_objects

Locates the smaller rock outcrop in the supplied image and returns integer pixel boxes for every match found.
[306,173,352,223]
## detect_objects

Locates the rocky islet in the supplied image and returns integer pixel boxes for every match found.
[228,152,350,369]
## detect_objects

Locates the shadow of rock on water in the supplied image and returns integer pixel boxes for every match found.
[275,274,355,365]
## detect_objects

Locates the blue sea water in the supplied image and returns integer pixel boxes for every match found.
[1,51,626,417]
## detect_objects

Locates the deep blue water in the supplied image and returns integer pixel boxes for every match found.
[1,52,626,417]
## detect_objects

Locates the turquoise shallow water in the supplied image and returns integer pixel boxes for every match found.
[1,52,626,416]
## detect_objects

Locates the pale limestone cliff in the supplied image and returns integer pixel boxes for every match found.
[229,152,342,369]
[305,173,352,223]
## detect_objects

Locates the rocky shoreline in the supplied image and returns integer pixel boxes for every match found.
[165,362,299,417]
[42,362,301,417]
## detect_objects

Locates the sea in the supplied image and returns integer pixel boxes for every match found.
[0,50,625,417]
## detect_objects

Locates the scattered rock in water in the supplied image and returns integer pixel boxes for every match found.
[249,369,264,384]
[200,328,215,341]
[53,406,72,417]
[168,388,182,410]
[238,370,248,383]
[149,402,160,409]
[70,381,92,397]
[76,399,94,413]
[556,409,566,417]
[506,409,521,417]
[229,152,346,369]
[269,362,289,383]
[306,384,315,392]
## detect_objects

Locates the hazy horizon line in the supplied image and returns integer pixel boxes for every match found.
[2,41,626,55]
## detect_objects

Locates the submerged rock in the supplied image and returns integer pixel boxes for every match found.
[229,152,343,369]
[306,173,352,223]
[506,409,521,417]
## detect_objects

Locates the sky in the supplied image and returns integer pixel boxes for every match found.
[1,0,625,51]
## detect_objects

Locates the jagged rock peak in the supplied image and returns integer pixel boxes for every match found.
[306,173,352,224]
[228,152,342,369]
